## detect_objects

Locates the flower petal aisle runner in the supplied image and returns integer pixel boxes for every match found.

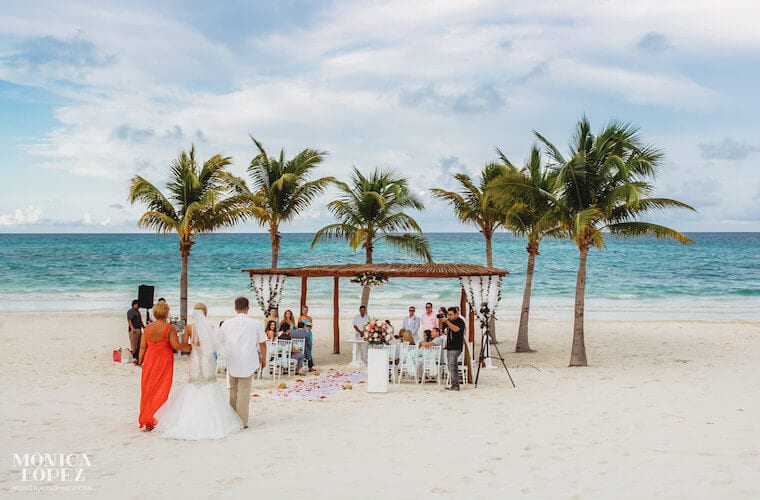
[261,370,367,400]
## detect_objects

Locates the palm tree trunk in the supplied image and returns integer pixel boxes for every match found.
[515,243,538,353]
[361,239,373,307]
[270,223,280,268]
[570,244,589,366]
[485,235,493,268]
[484,235,498,343]
[179,241,191,323]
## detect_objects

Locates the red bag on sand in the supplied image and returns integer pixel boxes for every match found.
[113,349,121,362]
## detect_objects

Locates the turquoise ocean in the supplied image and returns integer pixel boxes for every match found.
[0,233,757,320]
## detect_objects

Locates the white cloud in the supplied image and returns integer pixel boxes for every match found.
[0,206,43,226]
[81,212,111,226]
[2,0,760,231]
[549,59,718,109]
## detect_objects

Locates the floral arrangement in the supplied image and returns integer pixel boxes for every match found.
[350,271,389,288]
[363,318,393,345]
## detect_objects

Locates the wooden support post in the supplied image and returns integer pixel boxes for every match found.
[300,277,308,311]
[333,276,340,354]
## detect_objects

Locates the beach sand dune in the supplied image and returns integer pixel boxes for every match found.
[1,313,759,498]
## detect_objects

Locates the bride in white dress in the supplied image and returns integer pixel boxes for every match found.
[154,303,243,439]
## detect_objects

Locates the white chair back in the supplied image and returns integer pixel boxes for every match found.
[386,343,398,383]
[420,345,442,384]
[397,344,419,383]
[292,338,305,353]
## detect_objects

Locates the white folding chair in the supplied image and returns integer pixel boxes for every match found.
[420,345,442,385]
[397,344,419,384]
[265,339,284,380]
[386,343,398,383]
[445,350,469,386]
[290,338,306,375]
[275,339,293,377]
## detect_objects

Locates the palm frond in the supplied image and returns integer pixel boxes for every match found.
[608,221,694,244]
[382,233,433,263]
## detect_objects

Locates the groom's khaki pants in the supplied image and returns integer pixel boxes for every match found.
[228,375,253,425]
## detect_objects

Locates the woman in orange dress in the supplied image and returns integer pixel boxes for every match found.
[138,301,191,431]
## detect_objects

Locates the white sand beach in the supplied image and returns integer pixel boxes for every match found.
[2,312,759,498]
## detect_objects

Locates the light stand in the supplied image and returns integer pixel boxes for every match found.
[474,303,515,388]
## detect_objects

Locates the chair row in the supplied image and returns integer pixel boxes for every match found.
[386,343,468,386]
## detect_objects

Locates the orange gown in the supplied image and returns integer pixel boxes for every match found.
[138,324,174,429]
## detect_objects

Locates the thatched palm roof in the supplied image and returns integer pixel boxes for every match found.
[242,263,507,278]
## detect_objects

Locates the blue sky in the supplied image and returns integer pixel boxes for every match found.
[1,0,758,232]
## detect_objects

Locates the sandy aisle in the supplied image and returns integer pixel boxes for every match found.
[1,313,759,498]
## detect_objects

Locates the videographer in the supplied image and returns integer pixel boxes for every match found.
[440,306,465,391]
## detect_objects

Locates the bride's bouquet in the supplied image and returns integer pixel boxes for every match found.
[363,318,393,345]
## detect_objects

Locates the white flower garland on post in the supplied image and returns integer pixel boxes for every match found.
[459,274,503,367]
[249,274,288,315]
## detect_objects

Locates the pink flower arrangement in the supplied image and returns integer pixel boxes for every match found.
[363,318,393,345]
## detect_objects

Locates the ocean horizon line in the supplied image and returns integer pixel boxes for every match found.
[1,231,759,236]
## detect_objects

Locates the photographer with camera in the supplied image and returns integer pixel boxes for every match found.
[440,307,465,391]
[436,306,448,333]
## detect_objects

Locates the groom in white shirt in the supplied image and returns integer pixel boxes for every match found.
[219,296,267,428]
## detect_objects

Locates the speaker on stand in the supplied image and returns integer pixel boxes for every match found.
[137,284,155,324]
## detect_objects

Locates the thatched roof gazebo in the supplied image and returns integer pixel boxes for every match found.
[242,263,508,354]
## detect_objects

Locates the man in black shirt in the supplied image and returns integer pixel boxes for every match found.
[127,299,144,362]
[441,306,465,391]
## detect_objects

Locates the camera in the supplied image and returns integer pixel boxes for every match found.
[436,313,446,319]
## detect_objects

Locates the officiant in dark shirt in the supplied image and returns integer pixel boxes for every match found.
[127,299,145,362]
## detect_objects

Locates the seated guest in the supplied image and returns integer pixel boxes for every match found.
[420,327,446,355]
[265,320,278,340]
[391,328,409,361]
[401,330,416,345]
[277,323,305,372]
[422,329,432,343]
[290,321,312,375]
[417,327,445,380]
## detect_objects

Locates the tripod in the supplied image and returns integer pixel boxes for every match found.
[474,307,515,388]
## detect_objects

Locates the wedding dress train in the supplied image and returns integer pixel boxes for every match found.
[154,309,243,439]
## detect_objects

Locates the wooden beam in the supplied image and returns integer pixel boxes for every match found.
[333,276,340,354]
[300,277,308,311]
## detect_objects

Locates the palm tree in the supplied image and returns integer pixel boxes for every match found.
[431,162,514,267]
[128,145,251,321]
[247,136,333,268]
[311,167,432,306]
[431,162,515,342]
[492,146,564,352]
[536,117,695,366]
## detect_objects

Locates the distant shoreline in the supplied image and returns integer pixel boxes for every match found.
[1,231,760,235]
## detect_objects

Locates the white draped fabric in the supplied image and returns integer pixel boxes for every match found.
[459,274,502,323]
[249,274,288,315]
[459,274,503,367]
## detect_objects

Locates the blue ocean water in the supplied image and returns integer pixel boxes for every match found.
[0,232,757,320]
